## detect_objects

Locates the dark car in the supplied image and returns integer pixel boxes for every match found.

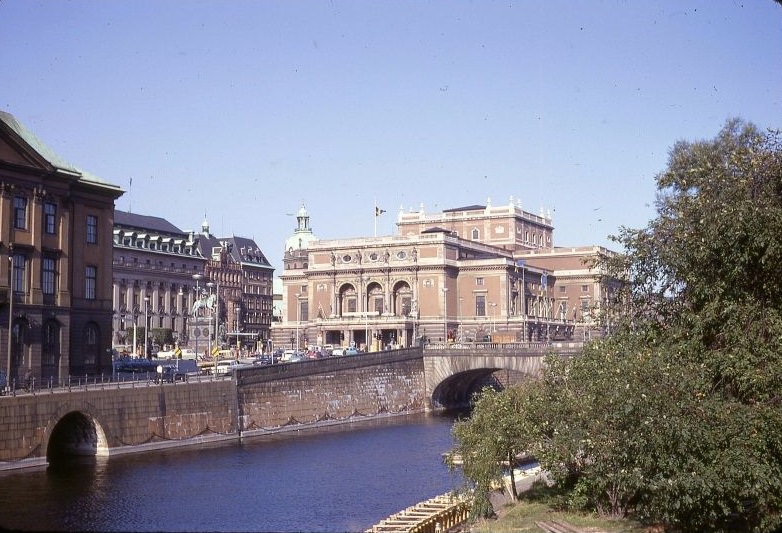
[0,370,6,394]
[154,365,189,383]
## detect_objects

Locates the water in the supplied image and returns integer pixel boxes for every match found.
[0,412,465,532]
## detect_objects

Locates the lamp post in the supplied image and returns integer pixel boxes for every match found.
[192,274,202,361]
[234,305,241,354]
[207,281,220,377]
[490,302,497,334]
[458,297,463,342]
[295,293,302,354]
[6,253,13,392]
[144,296,150,358]
[441,287,448,343]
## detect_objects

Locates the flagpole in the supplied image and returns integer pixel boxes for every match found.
[374,199,377,238]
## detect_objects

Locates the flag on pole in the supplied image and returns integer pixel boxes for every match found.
[375,206,386,216]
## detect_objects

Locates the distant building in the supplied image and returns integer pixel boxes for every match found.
[0,111,123,384]
[111,210,205,355]
[112,213,275,357]
[272,198,615,351]
[194,218,274,353]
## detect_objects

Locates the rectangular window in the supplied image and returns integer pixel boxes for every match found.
[346,298,357,313]
[86,215,98,244]
[559,286,567,293]
[42,256,57,297]
[374,297,384,314]
[299,300,308,322]
[13,196,27,229]
[582,285,589,293]
[476,277,484,286]
[85,265,97,300]
[44,202,57,234]
[11,253,25,294]
[475,295,486,317]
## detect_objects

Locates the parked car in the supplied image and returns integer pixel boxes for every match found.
[332,347,344,356]
[344,347,359,356]
[0,370,6,394]
[154,365,189,383]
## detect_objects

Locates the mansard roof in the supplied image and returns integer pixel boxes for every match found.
[115,209,185,236]
[227,236,272,268]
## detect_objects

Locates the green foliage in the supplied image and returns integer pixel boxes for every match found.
[452,120,782,532]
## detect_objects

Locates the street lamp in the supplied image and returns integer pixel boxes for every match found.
[144,296,150,358]
[458,297,463,342]
[489,302,497,334]
[295,293,302,354]
[192,274,202,361]
[207,281,220,377]
[234,305,241,353]
[441,287,448,342]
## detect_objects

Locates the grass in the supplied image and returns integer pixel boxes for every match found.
[466,482,653,533]
[471,501,649,533]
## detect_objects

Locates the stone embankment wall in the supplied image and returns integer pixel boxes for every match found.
[0,348,427,470]
[237,349,426,435]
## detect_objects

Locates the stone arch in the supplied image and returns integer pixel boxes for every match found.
[391,280,413,316]
[46,408,110,461]
[337,282,357,315]
[366,281,384,314]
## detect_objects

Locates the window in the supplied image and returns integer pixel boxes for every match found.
[559,286,567,293]
[374,297,384,314]
[44,202,56,234]
[13,196,27,229]
[476,277,484,286]
[86,215,98,244]
[85,265,97,300]
[475,295,486,317]
[581,285,589,293]
[42,255,57,301]
[471,228,480,240]
[11,253,25,294]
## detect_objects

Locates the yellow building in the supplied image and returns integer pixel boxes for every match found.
[273,199,615,352]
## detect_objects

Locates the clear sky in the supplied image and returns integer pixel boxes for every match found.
[2,1,780,272]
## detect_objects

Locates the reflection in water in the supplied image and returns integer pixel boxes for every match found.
[0,412,464,532]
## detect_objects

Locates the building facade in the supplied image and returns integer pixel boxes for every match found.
[0,111,123,385]
[112,210,206,355]
[273,199,615,351]
[111,214,275,358]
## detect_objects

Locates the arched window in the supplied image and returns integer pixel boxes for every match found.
[471,228,480,240]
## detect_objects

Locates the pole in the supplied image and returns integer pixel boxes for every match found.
[6,254,13,392]
[192,274,202,362]
[295,293,301,354]
[444,288,449,341]
[144,297,150,358]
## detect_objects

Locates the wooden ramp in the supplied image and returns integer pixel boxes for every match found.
[366,492,470,533]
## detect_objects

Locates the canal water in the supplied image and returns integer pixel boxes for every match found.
[0,412,465,532]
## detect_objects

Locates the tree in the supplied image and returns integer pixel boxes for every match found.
[452,119,782,532]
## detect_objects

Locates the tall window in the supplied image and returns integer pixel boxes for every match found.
[42,320,60,376]
[44,202,56,234]
[85,265,97,300]
[13,196,27,229]
[11,253,25,295]
[42,255,57,303]
[475,294,486,317]
[86,215,98,244]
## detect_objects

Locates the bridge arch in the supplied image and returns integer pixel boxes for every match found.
[46,409,110,461]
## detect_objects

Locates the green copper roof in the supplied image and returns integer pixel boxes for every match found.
[0,111,123,194]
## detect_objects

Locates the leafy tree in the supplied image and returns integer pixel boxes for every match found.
[452,120,782,532]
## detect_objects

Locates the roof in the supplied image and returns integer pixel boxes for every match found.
[0,111,123,194]
[442,204,486,213]
[114,210,186,235]
[227,236,272,268]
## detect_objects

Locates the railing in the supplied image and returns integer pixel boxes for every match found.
[0,371,231,397]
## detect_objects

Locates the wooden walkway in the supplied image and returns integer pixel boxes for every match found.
[366,492,471,533]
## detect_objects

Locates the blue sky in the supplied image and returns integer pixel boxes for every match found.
[2,1,780,272]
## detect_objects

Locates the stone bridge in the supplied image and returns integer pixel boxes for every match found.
[0,342,582,471]
[422,341,583,407]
